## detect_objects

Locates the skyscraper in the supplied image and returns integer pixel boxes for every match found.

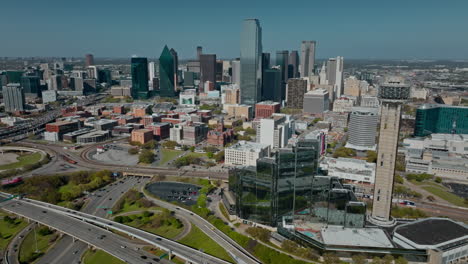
[131,57,149,99]
[288,50,299,78]
[148,62,156,90]
[346,107,379,151]
[370,79,410,225]
[286,78,307,109]
[159,46,176,97]
[2,83,25,112]
[200,54,216,92]
[262,69,282,102]
[326,56,344,100]
[85,54,94,67]
[196,46,203,60]
[276,50,289,101]
[20,76,41,97]
[300,41,316,78]
[240,19,262,106]
[169,48,179,90]
[231,60,241,86]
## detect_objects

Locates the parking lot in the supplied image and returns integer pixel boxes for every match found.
[146,181,201,206]
[91,144,139,166]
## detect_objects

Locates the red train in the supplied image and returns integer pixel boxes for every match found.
[60,155,78,164]
[1,177,23,187]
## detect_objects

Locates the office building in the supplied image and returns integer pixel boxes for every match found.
[240,19,262,106]
[76,130,111,144]
[303,89,329,114]
[20,76,41,97]
[200,54,216,92]
[276,50,289,100]
[179,89,196,106]
[131,129,153,144]
[169,48,179,88]
[231,139,320,226]
[321,157,376,184]
[2,84,25,112]
[257,113,294,148]
[131,57,149,99]
[326,57,344,100]
[333,97,355,113]
[288,50,299,78]
[85,54,94,67]
[148,62,156,90]
[370,79,410,225]
[187,60,200,73]
[227,104,253,119]
[207,123,234,147]
[182,122,208,145]
[414,104,468,136]
[346,107,379,151]
[262,69,282,102]
[42,90,57,103]
[286,78,307,109]
[225,87,240,105]
[225,141,270,167]
[159,46,176,97]
[197,46,203,60]
[300,41,316,78]
[255,101,280,118]
[361,95,380,108]
[231,60,241,86]
[344,76,361,97]
[70,77,84,91]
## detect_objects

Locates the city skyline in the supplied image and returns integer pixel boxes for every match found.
[2,0,468,59]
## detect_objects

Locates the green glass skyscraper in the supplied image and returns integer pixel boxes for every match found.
[159,45,176,98]
[240,19,262,106]
[131,57,149,99]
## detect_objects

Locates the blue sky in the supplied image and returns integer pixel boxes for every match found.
[2,0,468,59]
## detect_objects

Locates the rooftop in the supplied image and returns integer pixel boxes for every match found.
[394,218,468,246]
[321,226,394,248]
[227,140,269,152]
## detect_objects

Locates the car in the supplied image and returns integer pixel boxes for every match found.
[140,256,147,259]
[120,245,126,249]
[155,237,162,241]
[153,258,160,262]
[42,210,47,213]
[73,250,78,255]
[109,198,112,200]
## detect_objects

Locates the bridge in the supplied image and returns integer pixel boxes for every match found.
[0,192,259,264]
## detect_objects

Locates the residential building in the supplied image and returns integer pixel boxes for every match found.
[321,157,376,184]
[257,113,294,148]
[131,57,149,99]
[300,41,316,78]
[131,129,153,144]
[414,104,468,136]
[303,89,329,114]
[286,78,307,109]
[346,107,379,151]
[225,141,270,166]
[2,84,25,112]
[240,19,262,106]
[255,101,280,118]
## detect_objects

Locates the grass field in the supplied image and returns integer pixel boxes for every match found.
[0,152,42,170]
[118,201,160,214]
[0,211,28,250]
[19,227,57,263]
[179,224,233,262]
[83,249,125,264]
[123,212,184,239]
[422,186,468,207]
[160,149,184,165]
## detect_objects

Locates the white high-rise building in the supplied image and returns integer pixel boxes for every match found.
[300,41,316,78]
[346,107,379,151]
[148,62,155,90]
[326,56,344,100]
[225,141,270,166]
[319,63,327,85]
[257,113,294,148]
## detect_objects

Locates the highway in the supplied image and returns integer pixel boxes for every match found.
[0,194,241,264]
[4,223,34,264]
[36,176,149,264]
[0,196,166,264]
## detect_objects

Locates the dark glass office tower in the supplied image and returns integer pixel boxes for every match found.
[20,76,41,97]
[169,48,179,87]
[200,54,216,91]
[276,50,289,100]
[131,57,149,99]
[262,69,282,102]
[159,46,176,97]
[232,139,319,226]
[288,51,299,78]
[240,19,262,106]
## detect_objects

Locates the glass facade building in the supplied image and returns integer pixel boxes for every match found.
[240,19,262,106]
[20,76,41,97]
[276,50,289,101]
[130,57,149,99]
[415,104,468,136]
[231,138,366,227]
[159,46,176,98]
[262,69,282,103]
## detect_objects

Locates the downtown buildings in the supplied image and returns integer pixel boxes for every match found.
[240,19,262,106]
[300,41,316,78]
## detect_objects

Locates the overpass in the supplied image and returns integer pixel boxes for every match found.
[0,193,259,264]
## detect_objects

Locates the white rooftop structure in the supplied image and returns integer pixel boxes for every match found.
[321,225,394,248]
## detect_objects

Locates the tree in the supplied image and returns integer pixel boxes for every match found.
[323,253,340,264]
[38,227,53,236]
[366,150,377,163]
[139,150,155,164]
[142,140,157,150]
[162,140,178,149]
[427,195,436,202]
[214,151,225,162]
[395,174,404,184]
[435,177,442,183]
[352,254,367,264]
[128,148,139,155]
[207,152,214,159]
[371,257,383,264]
[3,216,15,224]
[189,146,195,152]
[394,257,408,264]
[382,255,394,264]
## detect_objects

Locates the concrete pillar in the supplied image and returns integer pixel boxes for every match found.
[169,250,172,260]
